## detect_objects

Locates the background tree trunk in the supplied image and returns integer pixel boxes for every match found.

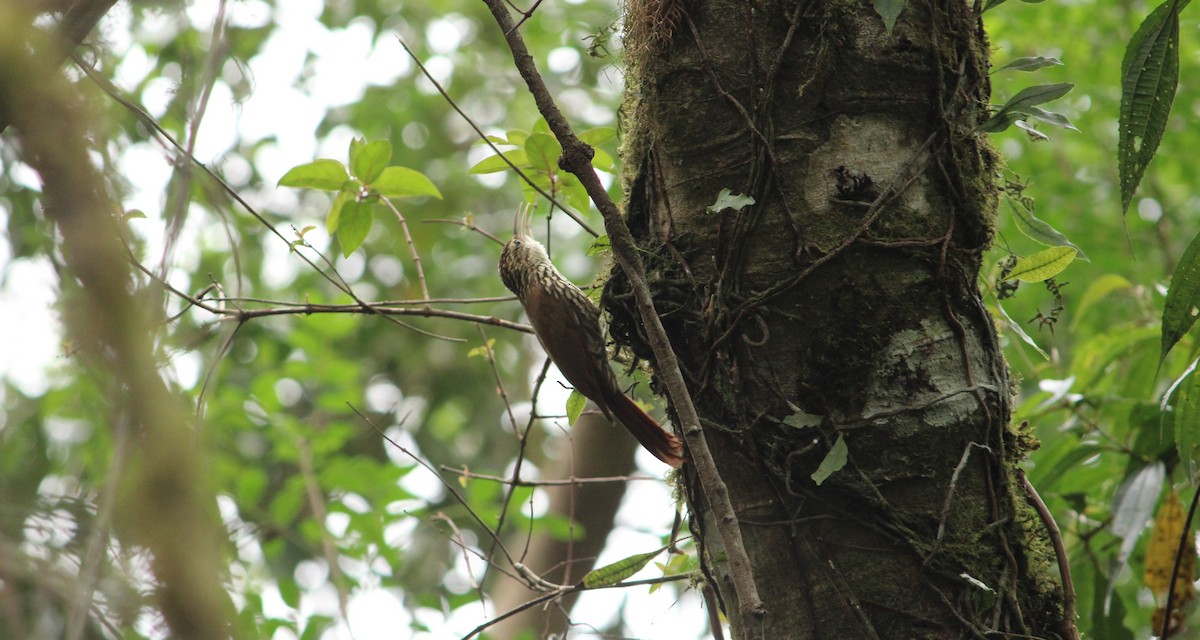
[607,0,1068,636]
[488,409,637,639]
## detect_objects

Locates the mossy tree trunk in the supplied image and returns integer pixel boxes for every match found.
[606,0,1068,636]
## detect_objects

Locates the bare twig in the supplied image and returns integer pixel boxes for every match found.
[396,38,599,237]
[380,197,433,305]
[348,404,521,568]
[126,255,532,335]
[459,574,690,640]
[424,217,506,245]
[480,1,767,634]
[440,467,662,486]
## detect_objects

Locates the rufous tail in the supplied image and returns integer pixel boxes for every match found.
[603,389,685,468]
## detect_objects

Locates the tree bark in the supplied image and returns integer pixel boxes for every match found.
[606,0,1068,636]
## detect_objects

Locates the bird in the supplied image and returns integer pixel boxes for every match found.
[498,206,685,468]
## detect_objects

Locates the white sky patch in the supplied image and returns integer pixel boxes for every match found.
[365,33,412,85]
[547,46,581,74]
[341,588,411,639]
[309,19,377,105]
[0,258,62,397]
[193,82,239,159]
[426,18,466,54]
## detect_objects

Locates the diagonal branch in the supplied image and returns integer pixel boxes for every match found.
[480,1,767,634]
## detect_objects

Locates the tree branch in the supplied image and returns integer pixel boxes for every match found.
[480,1,767,634]
[0,8,234,638]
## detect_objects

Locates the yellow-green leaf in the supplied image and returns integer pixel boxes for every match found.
[279,159,351,190]
[566,389,587,425]
[349,138,392,184]
[469,150,529,174]
[1161,231,1200,363]
[337,199,373,257]
[467,338,496,358]
[371,166,442,199]
[1143,488,1194,606]
[580,549,663,588]
[1004,246,1076,283]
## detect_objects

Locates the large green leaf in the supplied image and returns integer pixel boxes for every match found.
[872,0,905,34]
[581,548,664,588]
[1160,230,1200,363]
[980,83,1073,133]
[337,199,373,257]
[468,149,530,174]
[1172,361,1200,475]
[349,138,391,184]
[1118,0,1190,214]
[1004,246,1077,282]
[995,55,1063,73]
[371,167,442,199]
[278,159,350,191]
[524,132,563,174]
[1007,200,1088,260]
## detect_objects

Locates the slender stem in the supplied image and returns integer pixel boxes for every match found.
[381,197,433,305]
[1019,470,1079,640]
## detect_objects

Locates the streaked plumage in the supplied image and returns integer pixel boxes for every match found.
[499,209,685,468]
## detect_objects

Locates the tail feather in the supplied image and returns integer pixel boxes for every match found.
[603,390,685,468]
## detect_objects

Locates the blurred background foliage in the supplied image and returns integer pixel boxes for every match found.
[0,0,1198,637]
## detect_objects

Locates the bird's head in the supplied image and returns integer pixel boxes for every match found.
[499,205,548,295]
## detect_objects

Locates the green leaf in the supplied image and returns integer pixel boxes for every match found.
[468,150,530,174]
[1023,106,1079,131]
[1014,120,1049,142]
[811,434,848,486]
[586,235,611,256]
[1174,362,1200,475]
[505,128,530,146]
[337,199,373,257]
[467,338,495,358]
[326,189,353,234]
[349,138,392,184]
[561,173,591,215]
[591,147,615,173]
[1004,246,1077,282]
[1160,231,1200,363]
[372,167,442,199]
[278,159,350,190]
[995,302,1050,359]
[581,548,663,588]
[782,401,822,430]
[995,56,1064,73]
[1119,0,1190,214]
[980,83,1074,133]
[278,579,301,608]
[1072,274,1132,330]
[1031,443,1105,491]
[566,389,587,425]
[706,188,756,214]
[1007,201,1088,260]
[524,132,563,174]
[578,127,616,146]
[872,0,906,34]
